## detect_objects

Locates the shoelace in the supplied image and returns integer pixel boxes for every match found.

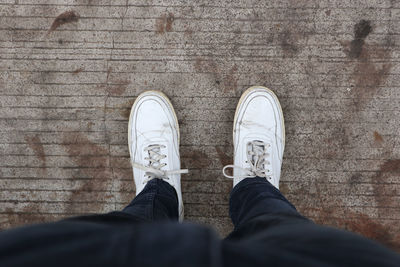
[131,144,188,184]
[222,140,272,180]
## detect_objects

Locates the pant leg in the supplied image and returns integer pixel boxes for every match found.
[0,179,221,267]
[65,178,178,227]
[121,178,179,222]
[222,177,400,266]
[226,177,309,240]
[0,219,221,267]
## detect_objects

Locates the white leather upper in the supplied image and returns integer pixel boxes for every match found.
[232,87,285,188]
[128,91,184,219]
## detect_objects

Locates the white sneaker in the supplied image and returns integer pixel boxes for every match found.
[128,90,188,221]
[223,86,285,189]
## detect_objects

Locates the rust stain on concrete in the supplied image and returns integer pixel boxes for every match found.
[72,68,84,75]
[25,135,46,166]
[296,182,400,251]
[4,205,50,228]
[48,10,80,34]
[156,13,174,34]
[62,133,113,212]
[194,58,238,93]
[337,211,399,251]
[373,131,384,144]
[222,65,238,93]
[106,79,130,96]
[215,146,232,167]
[194,58,203,72]
[312,205,400,251]
[372,159,400,224]
[341,21,392,109]
[350,45,391,107]
[97,67,130,96]
[378,159,400,174]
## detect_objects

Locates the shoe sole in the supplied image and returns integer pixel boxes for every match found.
[127,90,183,220]
[233,86,285,147]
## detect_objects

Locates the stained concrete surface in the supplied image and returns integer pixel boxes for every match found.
[0,0,400,251]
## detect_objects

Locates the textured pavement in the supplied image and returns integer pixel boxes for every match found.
[0,0,400,251]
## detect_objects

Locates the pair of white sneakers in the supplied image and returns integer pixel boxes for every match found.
[128,86,285,221]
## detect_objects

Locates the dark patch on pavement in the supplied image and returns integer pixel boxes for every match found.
[24,135,46,166]
[296,182,400,251]
[373,131,384,144]
[279,30,299,57]
[48,10,80,34]
[338,212,400,250]
[62,133,115,213]
[378,159,400,174]
[374,158,400,209]
[222,65,238,93]
[349,173,362,185]
[279,183,289,195]
[347,20,372,59]
[181,149,211,169]
[106,79,130,96]
[215,146,233,167]
[194,58,238,93]
[72,68,84,75]
[119,108,131,119]
[156,13,174,34]
[312,204,400,251]
[4,205,51,228]
[97,67,130,96]
[342,43,392,108]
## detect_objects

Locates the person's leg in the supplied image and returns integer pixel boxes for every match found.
[223,178,400,266]
[67,90,187,225]
[66,177,179,227]
[128,90,187,221]
[226,177,309,239]
[221,86,400,266]
[121,178,179,221]
[222,85,293,238]
[0,214,221,267]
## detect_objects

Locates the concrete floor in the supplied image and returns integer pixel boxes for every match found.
[1,0,400,251]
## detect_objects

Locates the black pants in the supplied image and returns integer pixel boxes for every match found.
[0,178,398,266]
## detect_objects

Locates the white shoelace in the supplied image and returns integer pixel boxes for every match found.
[222,140,272,180]
[131,144,188,184]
